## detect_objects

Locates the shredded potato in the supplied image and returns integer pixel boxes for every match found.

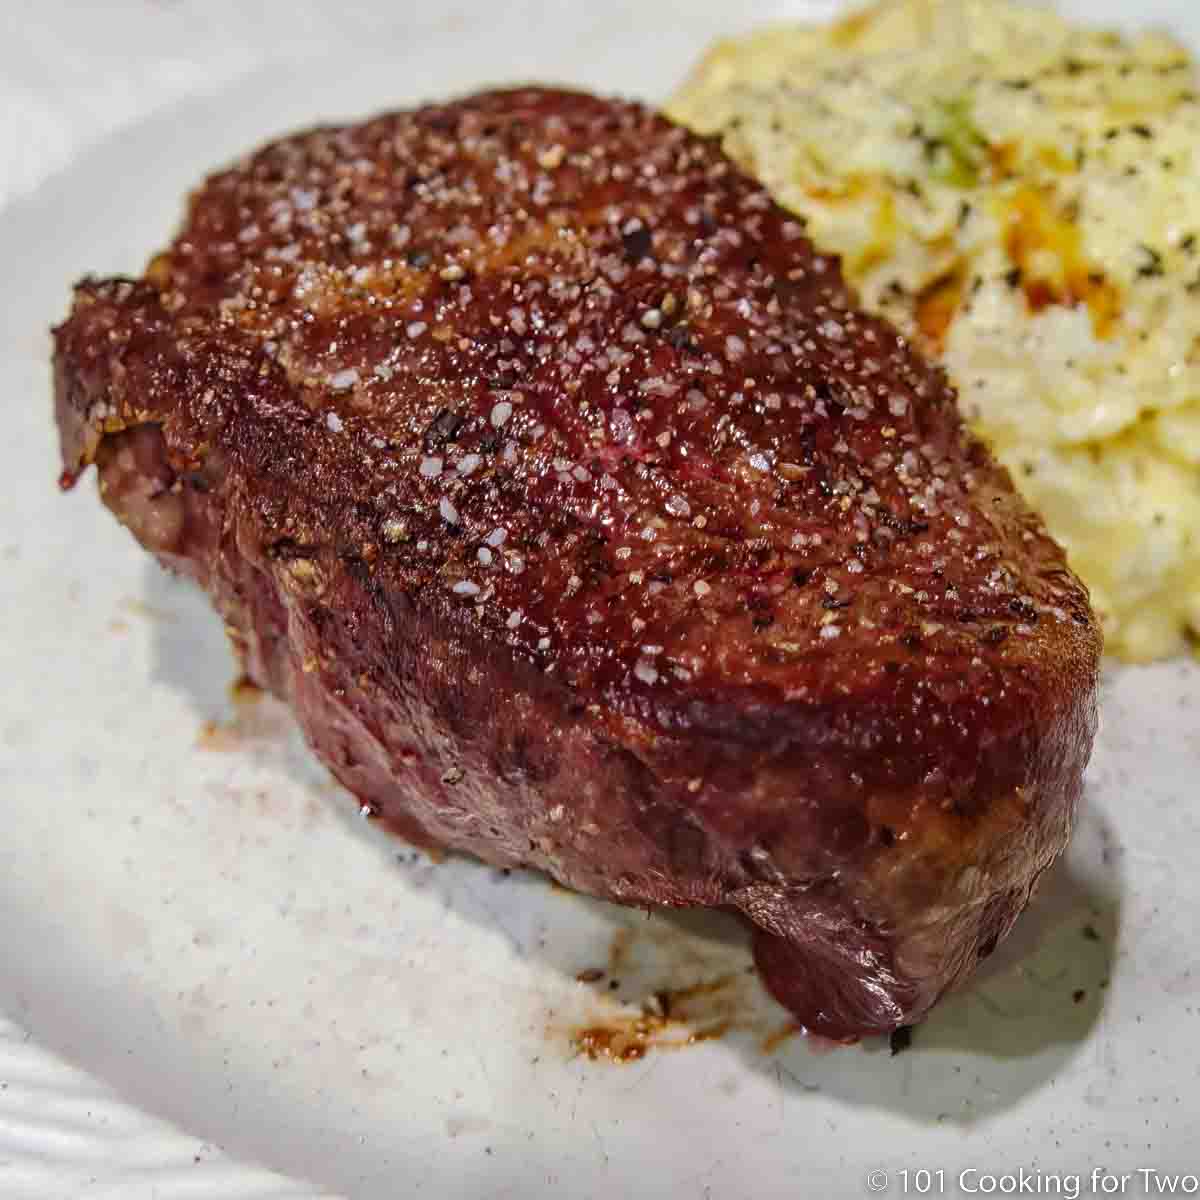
[669,0,1200,659]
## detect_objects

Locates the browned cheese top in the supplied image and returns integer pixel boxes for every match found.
[92,87,1098,755]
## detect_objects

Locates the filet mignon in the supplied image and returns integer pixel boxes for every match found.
[53,88,1101,1039]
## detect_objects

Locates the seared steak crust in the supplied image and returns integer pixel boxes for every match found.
[54,88,1100,1038]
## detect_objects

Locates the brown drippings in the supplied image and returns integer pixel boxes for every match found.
[559,908,808,1062]
[574,1008,733,1060]
[570,974,737,1061]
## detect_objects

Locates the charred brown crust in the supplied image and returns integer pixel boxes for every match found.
[53,88,1101,1038]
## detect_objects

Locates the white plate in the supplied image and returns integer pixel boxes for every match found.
[1,2,1198,1196]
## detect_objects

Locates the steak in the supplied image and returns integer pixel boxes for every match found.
[53,88,1101,1039]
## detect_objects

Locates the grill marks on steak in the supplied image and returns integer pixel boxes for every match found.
[53,88,1101,1038]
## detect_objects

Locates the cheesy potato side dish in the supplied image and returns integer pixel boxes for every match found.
[669,0,1200,660]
